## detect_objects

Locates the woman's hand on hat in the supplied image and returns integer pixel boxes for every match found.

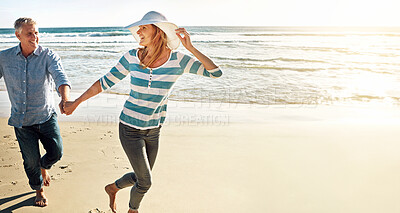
[175,27,217,70]
[176,28,194,51]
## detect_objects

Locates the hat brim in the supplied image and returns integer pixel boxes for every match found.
[125,21,180,50]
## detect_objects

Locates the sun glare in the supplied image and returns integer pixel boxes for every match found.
[348,72,398,102]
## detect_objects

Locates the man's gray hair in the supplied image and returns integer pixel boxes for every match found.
[14,17,37,33]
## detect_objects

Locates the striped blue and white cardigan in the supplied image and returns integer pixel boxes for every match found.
[99,48,223,130]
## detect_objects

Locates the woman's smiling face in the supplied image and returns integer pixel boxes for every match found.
[136,24,157,47]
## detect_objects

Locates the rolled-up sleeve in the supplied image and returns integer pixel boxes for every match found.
[47,50,71,92]
[179,53,222,79]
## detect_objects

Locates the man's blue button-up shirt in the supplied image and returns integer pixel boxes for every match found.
[0,44,71,128]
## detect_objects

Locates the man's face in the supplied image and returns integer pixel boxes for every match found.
[15,24,39,53]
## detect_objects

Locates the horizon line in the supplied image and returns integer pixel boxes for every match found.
[2,25,400,29]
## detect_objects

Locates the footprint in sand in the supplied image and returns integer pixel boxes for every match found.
[7,142,18,149]
[59,164,73,173]
[88,208,111,213]
[59,165,69,169]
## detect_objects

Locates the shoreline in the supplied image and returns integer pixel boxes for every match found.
[1,91,400,125]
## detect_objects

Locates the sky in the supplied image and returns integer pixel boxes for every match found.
[0,0,400,28]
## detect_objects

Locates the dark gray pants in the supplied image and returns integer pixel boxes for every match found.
[115,122,161,210]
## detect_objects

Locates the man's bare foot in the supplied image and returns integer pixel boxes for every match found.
[105,183,119,213]
[35,188,48,207]
[41,168,50,186]
[128,209,138,213]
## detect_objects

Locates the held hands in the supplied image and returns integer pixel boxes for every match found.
[63,101,78,115]
[59,100,78,115]
[59,100,66,114]
[58,80,101,116]
[175,28,194,50]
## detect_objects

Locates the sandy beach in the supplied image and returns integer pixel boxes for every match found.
[1,91,400,212]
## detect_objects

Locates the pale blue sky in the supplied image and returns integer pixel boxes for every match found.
[0,0,399,28]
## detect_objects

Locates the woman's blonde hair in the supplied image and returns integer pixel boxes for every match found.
[139,24,169,69]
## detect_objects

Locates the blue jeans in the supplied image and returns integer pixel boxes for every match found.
[115,122,161,210]
[14,113,63,190]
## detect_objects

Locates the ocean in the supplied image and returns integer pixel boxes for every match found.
[1,26,400,106]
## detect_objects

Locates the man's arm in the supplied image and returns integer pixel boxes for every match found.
[58,84,70,114]
[46,49,71,114]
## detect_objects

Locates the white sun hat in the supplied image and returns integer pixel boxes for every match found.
[125,11,180,50]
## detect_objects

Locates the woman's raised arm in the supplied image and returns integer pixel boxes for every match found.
[175,28,218,71]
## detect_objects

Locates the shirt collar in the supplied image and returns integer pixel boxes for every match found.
[15,44,22,55]
[15,43,41,56]
[32,46,41,56]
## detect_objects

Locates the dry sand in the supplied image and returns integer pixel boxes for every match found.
[1,91,400,212]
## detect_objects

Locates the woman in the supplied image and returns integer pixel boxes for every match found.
[63,11,222,213]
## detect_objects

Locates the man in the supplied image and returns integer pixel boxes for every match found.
[0,18,70,207]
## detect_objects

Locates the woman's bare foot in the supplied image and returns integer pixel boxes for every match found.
[41,168,50,186]
[128,209,138,213]
[35,188,48,207]
[105,183,119,213]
